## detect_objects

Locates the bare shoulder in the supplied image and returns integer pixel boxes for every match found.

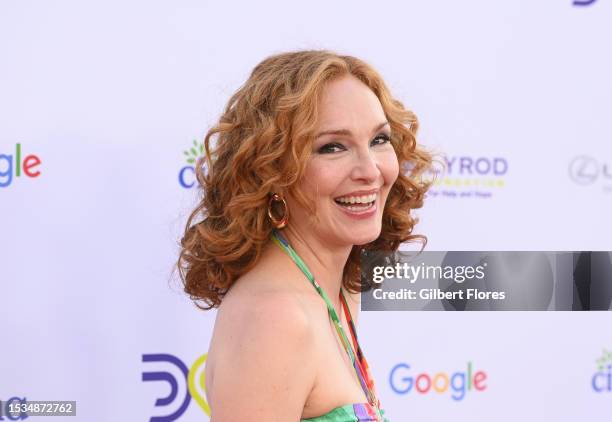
[215,278,313,342]
[207,285,317,421]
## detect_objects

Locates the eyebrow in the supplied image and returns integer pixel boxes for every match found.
[315,121,390,139]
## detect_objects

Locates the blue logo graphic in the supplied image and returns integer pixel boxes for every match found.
[592,349,612,393]
[0,397,29,420]
[142,353,209,421]
[179,139,205,189]
[573,0,597,6]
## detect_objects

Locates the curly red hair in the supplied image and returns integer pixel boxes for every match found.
[178,50,432,309]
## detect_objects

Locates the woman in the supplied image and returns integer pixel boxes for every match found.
[178,50,431,421]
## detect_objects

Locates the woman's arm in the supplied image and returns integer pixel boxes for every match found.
[209,293,317,421]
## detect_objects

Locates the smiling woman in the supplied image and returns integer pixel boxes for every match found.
[177,50,432,421]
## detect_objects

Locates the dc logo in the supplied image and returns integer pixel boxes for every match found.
[142,353,209,421]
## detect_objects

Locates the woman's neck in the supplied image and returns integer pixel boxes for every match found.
[279,227,352,311]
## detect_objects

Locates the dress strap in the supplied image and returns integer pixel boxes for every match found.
[340,290,361,361]
[340,289,381,410]
[271,230,379,408]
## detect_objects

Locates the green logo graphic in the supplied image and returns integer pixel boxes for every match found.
[596,349,612,371]
[184,139,204,165]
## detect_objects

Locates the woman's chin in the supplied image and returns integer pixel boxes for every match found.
[342,227,381,246]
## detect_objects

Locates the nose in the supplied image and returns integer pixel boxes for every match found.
[350,149,380,183]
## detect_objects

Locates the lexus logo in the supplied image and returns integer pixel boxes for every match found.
[569,156,600,185]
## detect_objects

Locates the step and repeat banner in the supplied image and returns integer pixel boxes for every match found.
[1,0,610,420]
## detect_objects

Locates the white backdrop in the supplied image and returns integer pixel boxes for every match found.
[1,1,611,421]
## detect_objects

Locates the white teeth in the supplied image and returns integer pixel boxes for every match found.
[335,193,377,204]
[345,203,374,212]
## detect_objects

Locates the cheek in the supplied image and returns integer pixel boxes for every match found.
[303,160,345,197]
[379,150,400,185]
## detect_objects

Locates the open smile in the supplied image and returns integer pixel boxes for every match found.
[333,191,379,218]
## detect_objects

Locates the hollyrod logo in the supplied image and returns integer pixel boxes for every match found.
[592,349,612,393]
[178,139,205,189]
[389,361,487,401]
[142,353,210,421]
[428,156,508,199]
[0,144,42,188]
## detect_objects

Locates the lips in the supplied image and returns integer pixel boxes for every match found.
[333,190,379,214]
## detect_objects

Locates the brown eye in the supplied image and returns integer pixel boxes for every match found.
[371,134,391,146]
[318,142,346,154]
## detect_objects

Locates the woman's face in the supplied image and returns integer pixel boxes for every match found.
[287,75,400,247]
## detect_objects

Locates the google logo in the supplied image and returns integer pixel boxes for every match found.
[0,144,41,188]
[389,361,487,401]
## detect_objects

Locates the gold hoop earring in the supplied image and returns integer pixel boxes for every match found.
[268,193,289,229]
